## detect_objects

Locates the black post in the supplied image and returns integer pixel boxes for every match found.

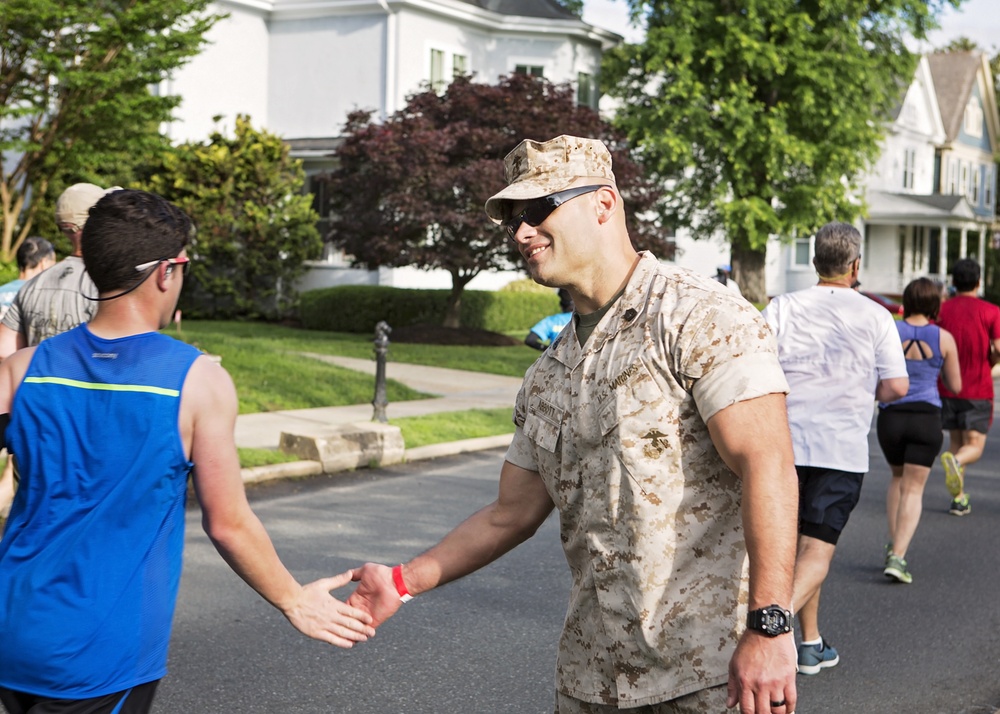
[372,320,391,423]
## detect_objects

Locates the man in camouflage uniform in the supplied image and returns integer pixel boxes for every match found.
[348,136,800,713]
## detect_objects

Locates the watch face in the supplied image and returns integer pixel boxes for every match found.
[750,606,791,636]
[762,609,788,633]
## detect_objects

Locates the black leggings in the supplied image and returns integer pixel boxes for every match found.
[876,403,943,468]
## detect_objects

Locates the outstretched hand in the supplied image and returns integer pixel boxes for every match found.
[347,562,404,628]
[282,570,376,648]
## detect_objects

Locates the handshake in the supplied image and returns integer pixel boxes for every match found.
[288,563,413,648]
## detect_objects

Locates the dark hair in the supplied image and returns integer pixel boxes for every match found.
[16,236,55,272]
[813,222,862,278]
[902,277,941,320]
[951,258,980,293]
[81,189,193,294]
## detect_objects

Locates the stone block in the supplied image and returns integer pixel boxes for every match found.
[279,422,405,474]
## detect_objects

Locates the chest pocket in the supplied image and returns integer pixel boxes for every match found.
[523,397,564,453]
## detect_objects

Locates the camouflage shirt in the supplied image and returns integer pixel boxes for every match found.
[505,252,788,707]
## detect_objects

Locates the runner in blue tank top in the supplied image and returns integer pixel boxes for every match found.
[0,190,373,714]
[875,277,962,584]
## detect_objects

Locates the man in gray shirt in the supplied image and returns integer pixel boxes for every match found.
[0,183,118,357]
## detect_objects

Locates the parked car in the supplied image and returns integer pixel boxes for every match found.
[861,291,903,315]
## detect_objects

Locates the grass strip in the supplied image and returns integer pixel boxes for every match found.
[390,407,515,449]
[166,321,539,378]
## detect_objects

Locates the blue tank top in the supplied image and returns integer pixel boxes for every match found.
[883,321,944,408]
[0,325,201,697]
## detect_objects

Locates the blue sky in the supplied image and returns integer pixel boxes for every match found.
[583,0,1000,52]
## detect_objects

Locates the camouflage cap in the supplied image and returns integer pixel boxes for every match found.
[484,135,616,223]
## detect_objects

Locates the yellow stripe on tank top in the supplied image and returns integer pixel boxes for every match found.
[23,376,180,398]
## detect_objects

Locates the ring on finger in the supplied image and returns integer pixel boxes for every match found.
[770,700,786,708]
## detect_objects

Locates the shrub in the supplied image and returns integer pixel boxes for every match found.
[299,286,560,333]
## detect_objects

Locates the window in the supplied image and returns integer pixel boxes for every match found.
[309,174,333,240]
[972,166,981,204]
[430,49,446,93]
[515,64,544,78]
[794,237,810,266]
[577,72,593,107]
[986,166,994,209]
[964,97,983,138]
[453,54,467,77]
[947,159,958,194]
[960,163,969,197]
[902,148,916,190]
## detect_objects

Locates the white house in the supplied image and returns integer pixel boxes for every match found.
[166,6,999,298]
[164,0,620,291]
[765,51,999,298]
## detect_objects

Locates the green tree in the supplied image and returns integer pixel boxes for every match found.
[558,0,584,15]
[146,115,322,319]
[324,73,669,327]
[0,0,221,262]
[603,0,963,302]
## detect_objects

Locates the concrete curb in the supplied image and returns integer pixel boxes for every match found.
[404,433,513,462]
[239,433,514,484]
[240,460,324,484]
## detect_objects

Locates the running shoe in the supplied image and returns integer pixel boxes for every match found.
[949,494,971,516]
[883,554,912,584]
[884,542,893,566]
[941,451,964,498]
[797,638,840,675]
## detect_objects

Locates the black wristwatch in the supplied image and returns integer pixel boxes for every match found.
[746,605,793,636]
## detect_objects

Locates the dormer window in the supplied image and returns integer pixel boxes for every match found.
[964,96,983,138]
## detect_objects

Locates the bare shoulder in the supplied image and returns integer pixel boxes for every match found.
[938,327,958,351]
[182,355,238,413]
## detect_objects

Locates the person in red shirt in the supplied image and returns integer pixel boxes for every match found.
[936,258,1000,516]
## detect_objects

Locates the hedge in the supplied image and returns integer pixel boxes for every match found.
[299,285,561,334]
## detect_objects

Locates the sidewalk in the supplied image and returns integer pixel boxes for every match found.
[236,355,523,481]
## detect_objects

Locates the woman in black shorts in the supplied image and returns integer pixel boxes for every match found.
[876,278,961,584]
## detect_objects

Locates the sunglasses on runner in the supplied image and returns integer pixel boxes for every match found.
[502,185,606,241]
[135,256,191,276]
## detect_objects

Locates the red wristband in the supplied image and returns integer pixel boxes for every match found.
[392,564,413,603]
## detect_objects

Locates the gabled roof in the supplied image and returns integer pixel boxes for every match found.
[927,51,985,142]
[866,190,983,224]
[457,0,576,19]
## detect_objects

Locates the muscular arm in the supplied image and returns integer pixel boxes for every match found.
[707,393,798,714]
[348,459,555,626]
[184,356,373,647]
[875,376,909,403]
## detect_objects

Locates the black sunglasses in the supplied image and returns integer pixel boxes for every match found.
[502,184,606,241]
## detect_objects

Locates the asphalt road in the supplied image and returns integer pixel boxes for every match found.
[154,420,1000,714]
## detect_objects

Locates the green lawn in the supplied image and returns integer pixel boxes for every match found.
[166,320,539,377]
[391,407,515,448]
[164,321,533,468]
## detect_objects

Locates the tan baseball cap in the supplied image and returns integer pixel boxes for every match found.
[55,183,121,228]
[484,135,616,223]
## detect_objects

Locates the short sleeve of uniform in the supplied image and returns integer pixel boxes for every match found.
[506,384,535,472]
[680,296,789,423]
